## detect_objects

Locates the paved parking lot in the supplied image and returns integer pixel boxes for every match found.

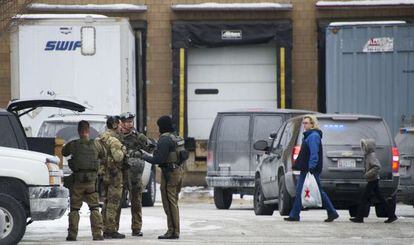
[21,195,414,245]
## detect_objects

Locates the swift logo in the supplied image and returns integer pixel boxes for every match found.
[44,41,81,51]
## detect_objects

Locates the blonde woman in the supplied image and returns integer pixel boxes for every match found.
[284,115,339,222]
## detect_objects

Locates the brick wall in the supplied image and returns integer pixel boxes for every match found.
[0,0,413,137]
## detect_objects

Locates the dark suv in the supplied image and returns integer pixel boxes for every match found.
[395,127,414,206]
[206,109,312,209]
[254,114,399,217]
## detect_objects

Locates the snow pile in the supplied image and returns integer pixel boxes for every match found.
[317,0,414,7]
[13,14,108,19]
[180,186,212,201]
[29,3,147,12]
[172,2,292,11]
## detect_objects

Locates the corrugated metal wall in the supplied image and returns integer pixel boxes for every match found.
[326,23,414,136]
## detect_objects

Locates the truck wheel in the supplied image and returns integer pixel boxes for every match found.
[142,170,156,207]
[375,195,396,218]
[214,188,232,209]
[349,205,370,218]
[254,178,274,215]
[0,193,26,245]
[278,176,293,216]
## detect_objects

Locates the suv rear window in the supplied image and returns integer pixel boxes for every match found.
[318,119,390,146]
[38,121,106,142]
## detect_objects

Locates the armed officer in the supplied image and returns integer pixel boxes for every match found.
[143,115,186,240]
[62,120,106,241]
[97,116,126,239]
[116,112,155,237]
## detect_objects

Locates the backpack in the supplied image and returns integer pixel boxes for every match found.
[69,139,99,172]
[162,133,189,165]
[68,139,99,183]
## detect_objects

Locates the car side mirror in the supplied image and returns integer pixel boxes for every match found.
[254,140,269,152]
[269,132,277,139]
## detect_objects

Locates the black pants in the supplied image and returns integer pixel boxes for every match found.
[357,179,396,219]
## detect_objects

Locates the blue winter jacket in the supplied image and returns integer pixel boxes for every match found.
[295,129,323,173]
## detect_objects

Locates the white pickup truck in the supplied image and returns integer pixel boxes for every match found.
[0,98,87,244]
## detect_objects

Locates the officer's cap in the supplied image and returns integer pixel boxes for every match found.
[120,112,135,121]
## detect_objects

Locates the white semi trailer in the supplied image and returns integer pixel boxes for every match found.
[10,14,137,135]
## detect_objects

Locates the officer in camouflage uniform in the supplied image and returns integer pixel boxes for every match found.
[62,120,106,241]
[118,112,154,237]
[97,116,126,239]
[143,116,184,240]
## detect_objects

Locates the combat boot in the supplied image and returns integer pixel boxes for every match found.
[158,233,179,240]
[132,229,143,237]
[103,231,126,239]
[93,235,104,241]
[66,235,77,241]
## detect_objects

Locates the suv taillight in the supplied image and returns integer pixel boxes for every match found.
[207,151,214,167]
[392,147,399,174]
[292,146,301,167]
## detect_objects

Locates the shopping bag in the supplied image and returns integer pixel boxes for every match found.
[301,173,322,208]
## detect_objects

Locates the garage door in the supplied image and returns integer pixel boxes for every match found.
[187,44,278,139]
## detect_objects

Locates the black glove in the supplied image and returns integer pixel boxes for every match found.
[309,168,316,175]
[142,153,153,164]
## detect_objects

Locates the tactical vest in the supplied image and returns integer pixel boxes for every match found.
[161,133,188,165]
[69,139,99,172]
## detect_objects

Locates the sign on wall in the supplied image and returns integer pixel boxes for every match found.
[363,37,394,53]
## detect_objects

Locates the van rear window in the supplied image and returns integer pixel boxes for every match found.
[253,115,283,141]
[218,116,250,141]
[319,119,390,146]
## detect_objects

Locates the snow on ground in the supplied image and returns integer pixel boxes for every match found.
[22,203,414,244]
[22,185,252,243]
[23,185,229,244]
[155,184,253,203]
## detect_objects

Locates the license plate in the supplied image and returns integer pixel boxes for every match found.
[338,159,356,168]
